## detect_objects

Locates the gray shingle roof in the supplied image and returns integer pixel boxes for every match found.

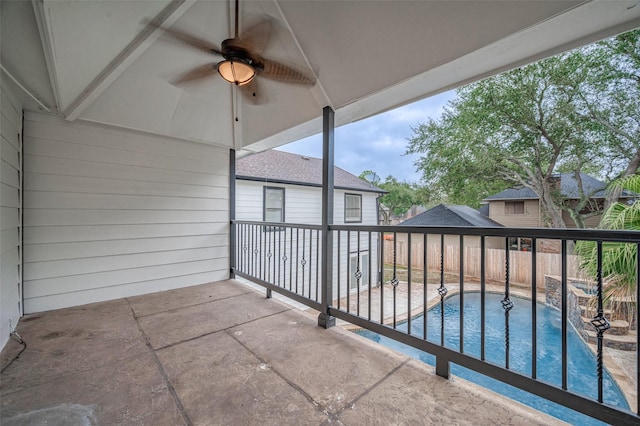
[399,204,503,227]
[483,173,635,201]
[236,149,385,193]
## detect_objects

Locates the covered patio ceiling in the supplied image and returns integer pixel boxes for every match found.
[3,0,640,154]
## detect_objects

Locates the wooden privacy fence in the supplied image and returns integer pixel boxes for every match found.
[383,239,586,288]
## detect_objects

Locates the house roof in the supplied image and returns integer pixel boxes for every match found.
[399,204,503,228]
[483,173,636,201]
[236,150,385,193]
[4,1,639,153]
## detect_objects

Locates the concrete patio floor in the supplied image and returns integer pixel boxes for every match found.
[0,279,566,425]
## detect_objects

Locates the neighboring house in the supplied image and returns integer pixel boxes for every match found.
[482,173,636,229]
[398,204,504,249]
[235,149,386,298]
[382,204,504,274]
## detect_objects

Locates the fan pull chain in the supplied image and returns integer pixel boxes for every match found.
[235,87,239,122]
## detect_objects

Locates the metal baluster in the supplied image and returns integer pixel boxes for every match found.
[301,229,307,296]
[259,224,264,281]
[281,227,287,289]
[423,232,428,341]
[439,234,448,347]
[252,224,257,278]
[380,231,385,324]
[266,225,272,283]
[561,240,568,390]
[590,240,610,403]
[295,228,300,294]
[308,229,313,300]
[459,234,464,353]
[368,231,372,321]
[392,231,399,328]
[288,227,293,291]
[316,229,320,302]
[347,230,351,313]
[408,233,412,334]
[502,237,514,369]
[356,231,361,317]
[531,237,537,379]
[337,230,341,310]
[277,226,281,287]
[481,235,486,361]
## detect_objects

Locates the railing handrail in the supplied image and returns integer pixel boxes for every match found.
[234,219,640,242]
[331,223,640,242]
[232,219,323,231]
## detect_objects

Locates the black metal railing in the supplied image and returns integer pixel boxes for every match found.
[232,219,640,425]
[234,221,323,310]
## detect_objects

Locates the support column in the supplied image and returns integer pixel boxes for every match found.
[229,148,236,279]
[318,106,336,329]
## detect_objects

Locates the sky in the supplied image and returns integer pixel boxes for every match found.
[276,90,456,184]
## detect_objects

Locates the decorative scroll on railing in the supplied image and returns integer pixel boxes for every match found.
[232,219,640,426]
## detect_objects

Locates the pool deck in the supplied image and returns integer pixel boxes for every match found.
[0,279,566,425]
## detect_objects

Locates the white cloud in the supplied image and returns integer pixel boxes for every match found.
[277,90,455,184]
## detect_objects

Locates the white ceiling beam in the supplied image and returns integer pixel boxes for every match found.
[62,0,197,121]
[31,0,61,112]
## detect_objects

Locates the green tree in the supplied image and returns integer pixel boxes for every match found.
[576,174,640,323]
[360,172,418,224]
[407,29,640,227]
[567,30,640,206]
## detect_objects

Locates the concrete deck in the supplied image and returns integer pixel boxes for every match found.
[0,279,565,425]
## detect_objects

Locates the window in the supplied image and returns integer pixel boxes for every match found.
[504,201,525,215]
[350,252,369,289]
[264,187,284,222]
[345,193,362,223]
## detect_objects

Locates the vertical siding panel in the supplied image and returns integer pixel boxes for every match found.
[22,113,229,313]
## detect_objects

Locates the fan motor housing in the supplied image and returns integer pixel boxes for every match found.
[221,39,264,72]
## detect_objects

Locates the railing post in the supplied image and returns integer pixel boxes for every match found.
[229,148,236,279]
[318,106,336,329]
[435,356,450,379]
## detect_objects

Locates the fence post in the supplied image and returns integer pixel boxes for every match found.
[319,106,336,329]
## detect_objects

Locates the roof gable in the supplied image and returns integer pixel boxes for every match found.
[236,150,385,193]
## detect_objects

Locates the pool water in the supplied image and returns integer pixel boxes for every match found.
[356,292,630,425]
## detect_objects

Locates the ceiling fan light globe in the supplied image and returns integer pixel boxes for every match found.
[218,60,255,86]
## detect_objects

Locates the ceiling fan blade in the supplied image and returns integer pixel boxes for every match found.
[240,79,265,105]
[172,63,217,86]
[237,16,273,56]
[148,19,223,56]
[259,58,316,86]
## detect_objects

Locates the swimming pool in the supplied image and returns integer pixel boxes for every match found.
[356,292,629,425]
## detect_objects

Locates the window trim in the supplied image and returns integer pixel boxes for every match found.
[344,193,363,223]
[263,186,285,223]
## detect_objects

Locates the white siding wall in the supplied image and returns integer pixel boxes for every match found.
[1,80,23,349]
[23,113,229,313]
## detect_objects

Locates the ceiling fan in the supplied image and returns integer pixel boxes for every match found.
[151,0,316,104]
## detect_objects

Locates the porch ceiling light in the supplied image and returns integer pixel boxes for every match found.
[217,59,255,86]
